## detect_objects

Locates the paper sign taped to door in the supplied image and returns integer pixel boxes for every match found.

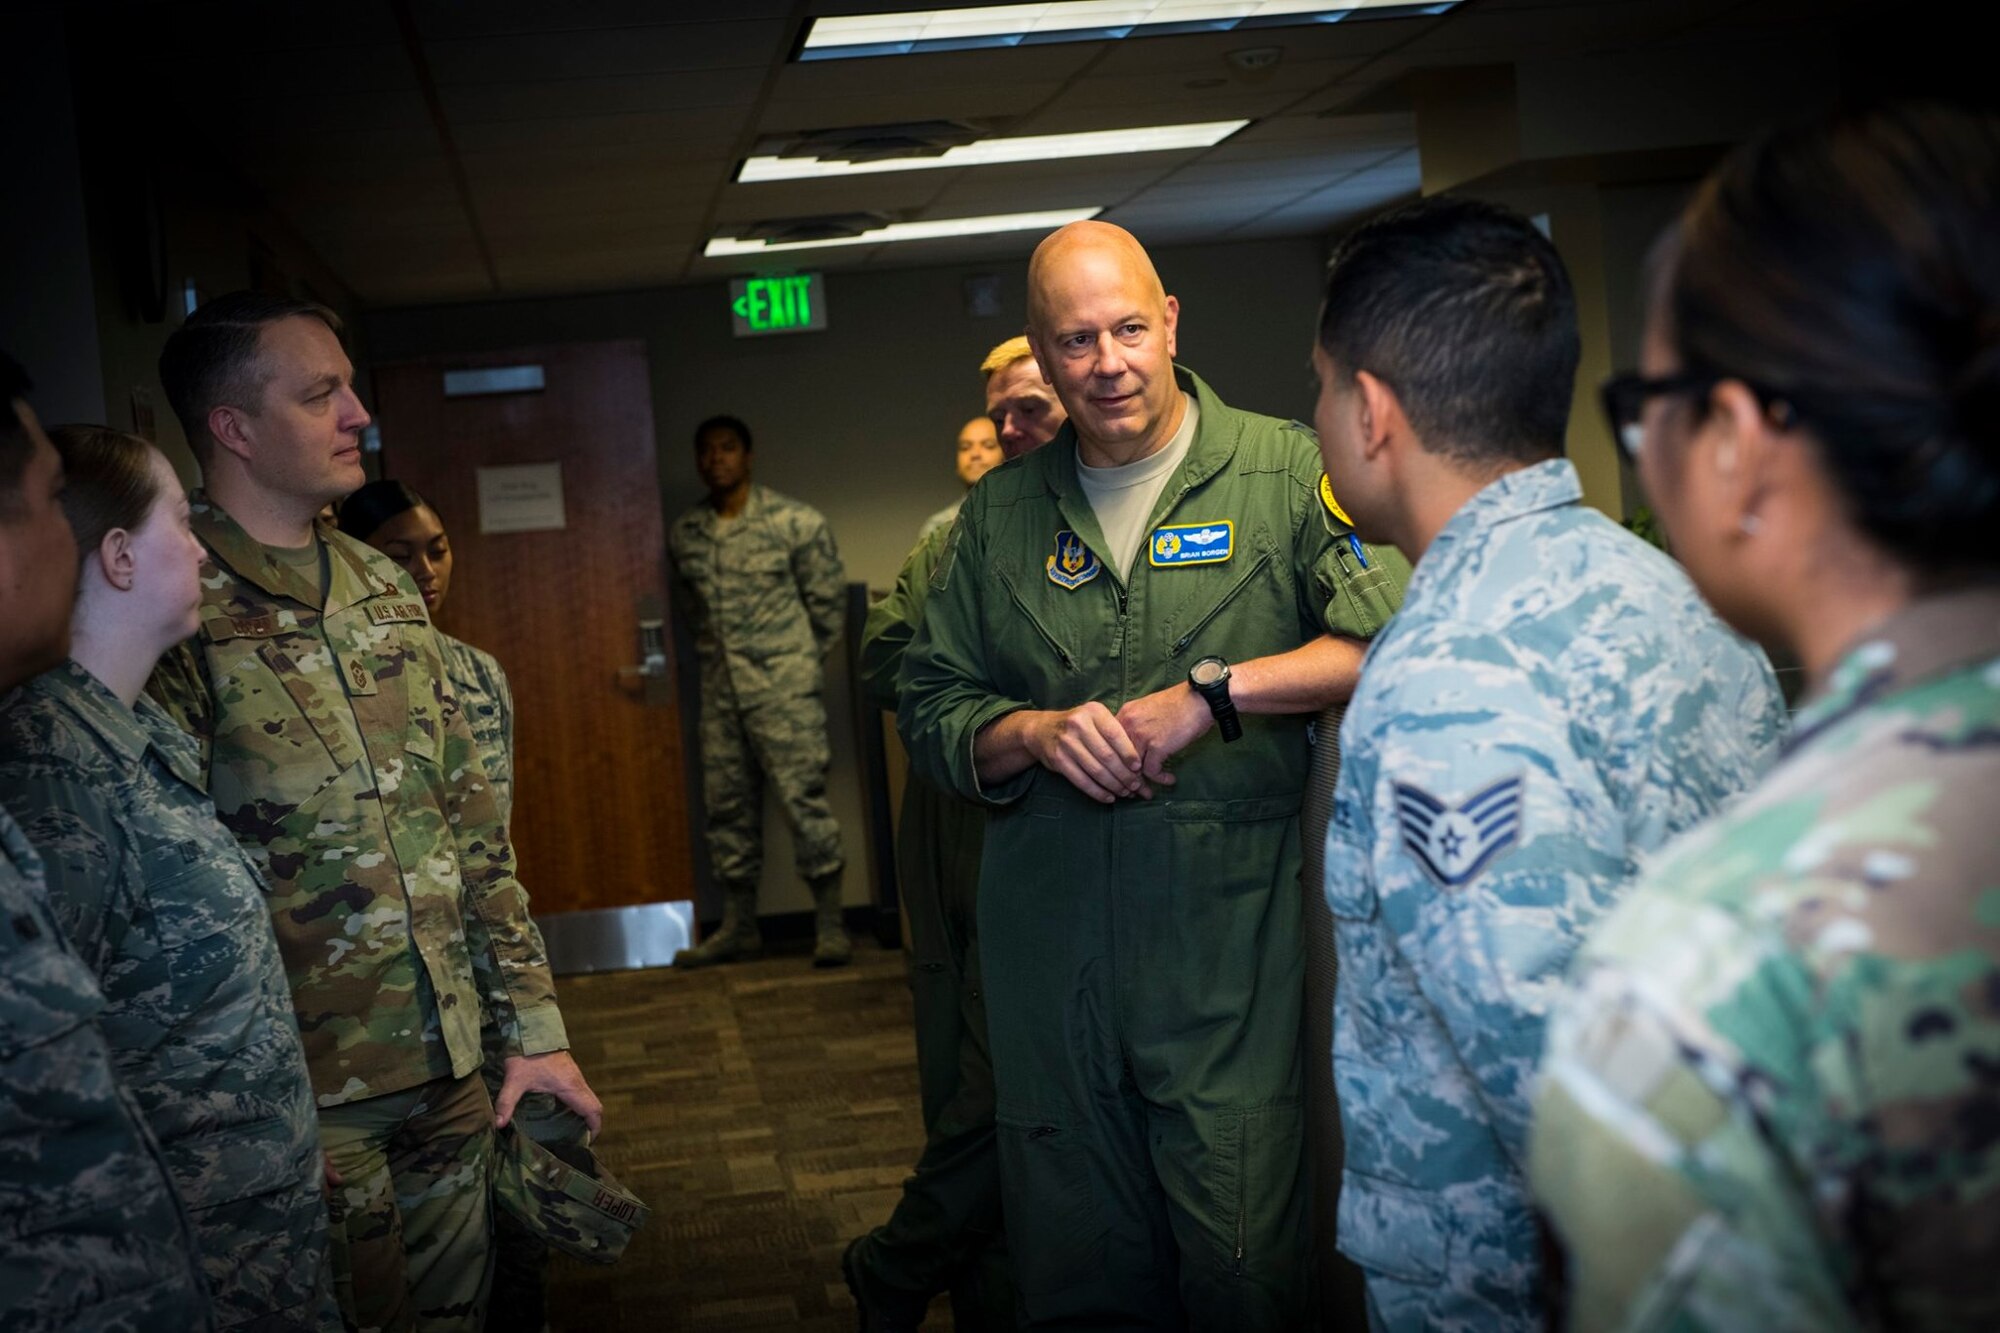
[477,462,566,534]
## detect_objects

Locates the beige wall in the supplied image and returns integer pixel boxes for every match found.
[364,236,1328,590]
[363,236,1329,916]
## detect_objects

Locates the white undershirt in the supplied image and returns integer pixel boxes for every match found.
[1075,397,1199,582]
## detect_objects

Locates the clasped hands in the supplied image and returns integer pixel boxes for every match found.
[1025,682,1213,803]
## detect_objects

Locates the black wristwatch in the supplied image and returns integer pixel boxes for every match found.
[1188,655,1242,743]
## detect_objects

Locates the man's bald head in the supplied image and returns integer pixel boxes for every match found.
[1026,221,1169,333]
[1023,221,1183,464]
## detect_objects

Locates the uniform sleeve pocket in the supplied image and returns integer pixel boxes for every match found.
[1336,1170,1448,1284]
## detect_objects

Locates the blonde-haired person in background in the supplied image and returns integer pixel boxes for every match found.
[0,424,336,1330]
[842,336,1069,1330]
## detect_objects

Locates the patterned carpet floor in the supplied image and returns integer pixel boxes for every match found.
[541,939,954,1331]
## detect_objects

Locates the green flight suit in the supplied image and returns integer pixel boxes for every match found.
[852,518,1009,1328]
[899,367,1408,1329]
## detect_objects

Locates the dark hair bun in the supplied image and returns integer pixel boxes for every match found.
[1669,102,2000,574]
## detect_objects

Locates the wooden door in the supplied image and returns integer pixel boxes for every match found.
[370,341,693,913]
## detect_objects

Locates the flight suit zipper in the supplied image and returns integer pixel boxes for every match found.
[1169,550,1274,657]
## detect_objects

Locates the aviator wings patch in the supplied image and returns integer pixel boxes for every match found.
[1391,774,1524,889]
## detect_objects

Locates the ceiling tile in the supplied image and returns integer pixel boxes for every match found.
[410,0,798,40]
[423,21,786,83]
[441,70,763,123]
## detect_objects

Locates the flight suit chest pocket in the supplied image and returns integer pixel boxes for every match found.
[1164,549,1279,661]
[1321,794,1378,922]
[994,567,1079,675]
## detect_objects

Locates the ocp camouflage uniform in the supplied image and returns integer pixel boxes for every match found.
[0,804,211,1332]
[148,494,571,1332]
[1531,588,2000,1333]
[668,483,846,949]
[435,632,567,1333]
[901,367,1409,1328]
[849,515,1009,1328]
[437,633,514,830]
[1324,459,1785,1331]
[0,661,336,1330]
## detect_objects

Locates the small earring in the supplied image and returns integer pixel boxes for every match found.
[1739,513,1761,535]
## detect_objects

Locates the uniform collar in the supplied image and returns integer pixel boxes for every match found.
[697,483,768,528]
[1042,365,1238,502]
[1789,585,2000,752]
[27,660,205,791]
[190,490,399,616]
[1405,458,1580,598]
[1036,366,1243,568]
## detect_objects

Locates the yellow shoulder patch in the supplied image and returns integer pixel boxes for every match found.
[1319,473,1353,527]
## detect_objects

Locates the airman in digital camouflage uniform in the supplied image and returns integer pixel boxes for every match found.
[1,663,338,1330]
[0,424,335,1332]
[147,294,600,1332]
[1531,104,2000,1333]
[668,414,850,968]
[843,337,1066,1331]
[901,224,1408,1328]
[1310,198,1783,1331]
[0,353,211,1332]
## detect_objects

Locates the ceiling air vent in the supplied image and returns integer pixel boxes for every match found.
[755,120,995,166]
[733,213,892,246]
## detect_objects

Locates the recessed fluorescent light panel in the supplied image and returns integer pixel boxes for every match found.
[800,1,1460,60]
[704,208,1103,257]
[738,120,1249,182]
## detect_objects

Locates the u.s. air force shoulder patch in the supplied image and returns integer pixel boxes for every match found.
[1391,774,1523,889]
[1047,529,1101,589]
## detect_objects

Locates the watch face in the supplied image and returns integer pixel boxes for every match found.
[1191,658,1226,687]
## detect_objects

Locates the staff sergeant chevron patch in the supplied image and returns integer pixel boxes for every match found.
[1390,774,1524,889]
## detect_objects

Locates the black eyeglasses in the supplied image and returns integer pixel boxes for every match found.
[1599,372,1719,462]
[1600,371,1798,463]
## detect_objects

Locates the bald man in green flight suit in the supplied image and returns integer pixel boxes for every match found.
[899,223,1408,1329]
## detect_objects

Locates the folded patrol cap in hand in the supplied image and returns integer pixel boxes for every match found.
[492,1102,650,1265]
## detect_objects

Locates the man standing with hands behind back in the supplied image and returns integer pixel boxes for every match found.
[149,293,599,1333]
[899,222,1406,1328]
[669,415,851,969]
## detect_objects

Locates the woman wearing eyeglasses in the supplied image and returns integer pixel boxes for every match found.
[1531,104,2000,1331]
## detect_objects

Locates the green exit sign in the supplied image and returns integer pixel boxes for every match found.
[728,274,828,337]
